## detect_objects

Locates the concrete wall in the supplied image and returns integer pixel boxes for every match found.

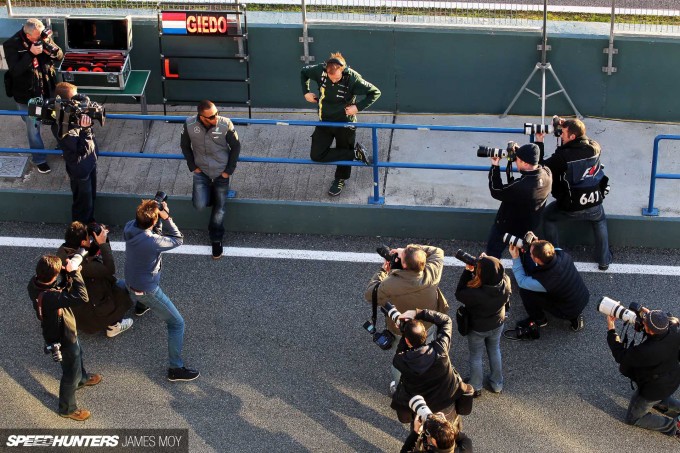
[1,19,679,121]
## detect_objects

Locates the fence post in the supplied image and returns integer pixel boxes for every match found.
[367,127,384,205]
[642,136,660,216]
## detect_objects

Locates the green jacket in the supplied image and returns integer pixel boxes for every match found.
[301,63,381,122]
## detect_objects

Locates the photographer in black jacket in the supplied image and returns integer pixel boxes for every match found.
[607,309,680,438]
[485,143,551,259]
[27,255,102,421]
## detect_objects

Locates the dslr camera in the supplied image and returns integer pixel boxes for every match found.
[35,27,60,56]
[44,342,62,362]
[597,297,644,332]
[376,245,403,270]
[551,115,564,137]
[363,302,406,350]
[503,231,538,249]
[454,249,477,267]
[477,141,519,161]
[154,191,168,211]
[28,94,106,139]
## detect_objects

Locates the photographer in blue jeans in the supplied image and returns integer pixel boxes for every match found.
[124,199,199,382]
[455,255,510,397]
[181,100,241,260]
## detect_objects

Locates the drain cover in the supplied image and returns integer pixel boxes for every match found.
[0,156,28,177]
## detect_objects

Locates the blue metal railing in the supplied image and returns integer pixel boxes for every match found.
[0,110,524,205]
[642,134,680,216]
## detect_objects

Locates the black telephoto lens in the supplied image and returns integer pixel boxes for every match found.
[455,249,477,267]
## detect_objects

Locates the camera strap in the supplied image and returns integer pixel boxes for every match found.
[371,282,380,327]
[36,292,45,321]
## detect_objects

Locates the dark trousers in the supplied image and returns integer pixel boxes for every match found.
[59,340,88,415]
[519,288,581,322]
[69,167,97,224]
[310,125,356,180]
[485,223,507,259]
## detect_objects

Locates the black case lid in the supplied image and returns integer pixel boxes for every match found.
[65,16,132,52]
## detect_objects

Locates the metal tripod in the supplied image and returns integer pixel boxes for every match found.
[501,0,581,121]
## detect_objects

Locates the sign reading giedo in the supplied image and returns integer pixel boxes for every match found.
[161,11,237,36]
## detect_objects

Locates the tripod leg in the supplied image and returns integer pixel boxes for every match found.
[501,64,541,118]
[546,65,582,119]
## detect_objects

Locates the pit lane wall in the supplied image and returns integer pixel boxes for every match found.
[0,18,679,122]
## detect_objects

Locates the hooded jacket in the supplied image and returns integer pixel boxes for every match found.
[123,217,183,292]
[455,257,511,333]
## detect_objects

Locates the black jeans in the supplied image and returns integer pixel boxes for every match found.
[519,287,581,322]
[69,167,97,224]
[310,125,356,180]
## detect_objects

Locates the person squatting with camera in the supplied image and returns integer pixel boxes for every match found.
[484,142,552,259]
[536,117,613,271]
[123,198,199,381]
[603,301,680,439]
[401,396,473,453]
[301,52,381,196]
[56,221,133,338]
[51,82,99,224]
[3,18,63,174]
[507,238,589,337]
[454,253,510,397]
[364,244,448,395]
[27,255,102,421]
[181,99,241,260]
[390,308,475,434]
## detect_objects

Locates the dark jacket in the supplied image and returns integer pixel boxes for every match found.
[541,137,607,211]
[27,270,88,345]
[56,243,132,334]
[3,28,63,104]
[52,124,98,179]
[530,250,589,319]
[401,431,473,453]
[392,310,463,414]
[455,268,510,333]
[608,320,680,401]
[488,165,552,237]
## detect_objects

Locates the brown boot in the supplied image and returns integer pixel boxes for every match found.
[59,409,91,421]
[78,373,103,389]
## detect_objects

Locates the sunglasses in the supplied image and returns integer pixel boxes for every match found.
[200,112,219,120]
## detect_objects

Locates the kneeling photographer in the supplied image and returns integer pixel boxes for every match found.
[364,244,448,395]
[604,301,680,439]
[507,237,589,338]
[48,82,103,223]
[401,396,472,452]
[27,254,102,421]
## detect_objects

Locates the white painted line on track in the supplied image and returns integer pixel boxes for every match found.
[2,236,679,276]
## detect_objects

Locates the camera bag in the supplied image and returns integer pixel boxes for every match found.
[456,305,470,336]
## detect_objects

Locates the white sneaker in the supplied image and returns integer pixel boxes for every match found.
[389,381,398,396]
[106,318,133,338]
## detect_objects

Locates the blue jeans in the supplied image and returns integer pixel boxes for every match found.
[542,202,612,267]
[17,102,47,164]
[625,391,680,435]
[467,324,504,392]
[192,172,230,242]
[69,167,97,223]
[127,285,185,368]
[59,340,88,415]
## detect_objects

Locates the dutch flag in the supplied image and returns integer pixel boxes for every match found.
[162,12,187,35]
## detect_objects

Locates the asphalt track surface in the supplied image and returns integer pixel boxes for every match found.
[1,221,679,453]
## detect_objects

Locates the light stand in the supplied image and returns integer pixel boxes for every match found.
[501,0,581,122]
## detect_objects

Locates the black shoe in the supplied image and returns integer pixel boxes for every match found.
[598,263,609,271]
[36,162,51,174]
[570,314,585,332]
[354,142,371,165]
[135,303,150,316]
[168,367,200,382]
[211,241,223,260]
[328,179,346,196]
[473,389,482,398]
[517,317,548,328]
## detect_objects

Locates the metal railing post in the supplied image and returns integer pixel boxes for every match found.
[368,126,384,205]
[642,136,660,216]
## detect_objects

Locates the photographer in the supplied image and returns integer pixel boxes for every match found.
[485,143,551,259]
[536,119,612,270]
[181,99,241,259]
[56,221,133,338]
[27,254,101,421]
[606,310,680,438]
[401,412,473,453]
[124,199,199,382]
[455,255,510,396]
[364,245,448,394]
[52,82,99,224]
[3,18,63,174]
[509,239,589,334]
[391,309,474,426]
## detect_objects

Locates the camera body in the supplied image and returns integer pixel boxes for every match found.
[503,231,538,249]
[515,321,540,340]
[36,28,60,56]
[154,191,168,211]
[477,141,519,161]
[87,222,104,236]
[454,249,477,267]
[44,342,62,362]
[552,115,564,137]
[28,95,105,139]
[376,245,403,270]
[363,302,405,350]
[597,297,644,332]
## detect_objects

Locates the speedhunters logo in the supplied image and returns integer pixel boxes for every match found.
[1,429,188,452]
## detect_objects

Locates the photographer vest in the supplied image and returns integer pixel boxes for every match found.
[552,138,608,212]
[184,116,235,180]
[531,250,589,319]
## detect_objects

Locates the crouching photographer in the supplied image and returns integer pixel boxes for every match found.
[364,244,448,395]
[26,254,102,421]
[604,301,680,439]
[401,396,473,452]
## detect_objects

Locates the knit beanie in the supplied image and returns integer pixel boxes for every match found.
[643,310,669,335]
[515,143,540,165]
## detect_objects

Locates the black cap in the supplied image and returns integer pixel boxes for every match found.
[515,143,540,165]
[643,310,669,335]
